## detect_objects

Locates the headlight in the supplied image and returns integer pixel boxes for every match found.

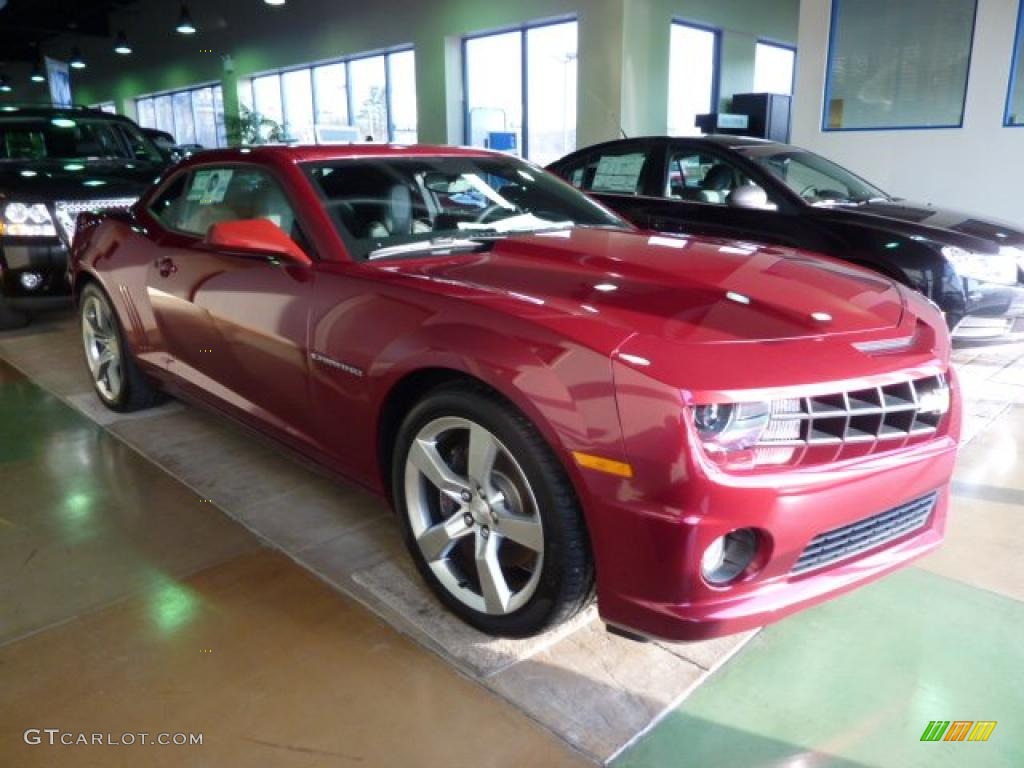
[692,401,770,450]
[1,202,57,238]
[941,245,1017,286]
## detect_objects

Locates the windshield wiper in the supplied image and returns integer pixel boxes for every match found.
[367,237,489,261]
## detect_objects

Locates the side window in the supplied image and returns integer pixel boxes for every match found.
[560,148,649,195]
[149,173,189,229]
[587,150,648,195]
[666,151,751,205]
[174,166,300,241]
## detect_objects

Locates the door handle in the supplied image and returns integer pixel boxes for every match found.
[155,257,177,277]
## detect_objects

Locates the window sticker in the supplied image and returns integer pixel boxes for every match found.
[591,153,645,193]
[187,169,233,204]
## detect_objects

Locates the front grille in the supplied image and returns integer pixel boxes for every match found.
[792,491,937,575]
[754,373,949,465]
[54,198,137,245]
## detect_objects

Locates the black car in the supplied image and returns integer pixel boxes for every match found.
[0,106,168,329]
[548,136,1024,340]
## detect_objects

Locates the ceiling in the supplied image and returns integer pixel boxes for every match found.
[0,0,139,64]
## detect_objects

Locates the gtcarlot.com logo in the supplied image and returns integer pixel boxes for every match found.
[24,729,203,747]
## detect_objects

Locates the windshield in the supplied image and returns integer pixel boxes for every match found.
[0,116,163,163]
[739,146,888,206]
[305,155,627,260]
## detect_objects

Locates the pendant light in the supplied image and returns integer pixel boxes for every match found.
[114,30,132,55]
[176,5,197,35]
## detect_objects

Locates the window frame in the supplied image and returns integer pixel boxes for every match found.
[754,39,797,96]
[242,46,415,144]
[135,82,227,147]
[822,0,980,132]
[143,162,315,260]
[667,20,723,136]
[461,15,578,161]
[1004,0,1024,127]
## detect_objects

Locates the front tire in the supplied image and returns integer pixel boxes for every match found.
[392,384,594,637]
[80,283,165,412]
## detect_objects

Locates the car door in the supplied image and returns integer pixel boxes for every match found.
[637,143,810,248]
[559,140,668,228]
[143,163,316,442]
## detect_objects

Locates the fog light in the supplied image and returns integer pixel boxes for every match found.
[701,528,759,585]
[19,271,43,290]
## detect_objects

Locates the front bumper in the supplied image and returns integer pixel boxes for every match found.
[588,436,957,642]
[579,361,962,643]
[0,239,72,308]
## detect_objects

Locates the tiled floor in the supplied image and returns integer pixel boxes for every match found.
[0,359,588,768]
[2,315,1024,767]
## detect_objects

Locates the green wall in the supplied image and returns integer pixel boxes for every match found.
[55,0,797,145]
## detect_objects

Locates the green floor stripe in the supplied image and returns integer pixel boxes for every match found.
[614,568,1024,768]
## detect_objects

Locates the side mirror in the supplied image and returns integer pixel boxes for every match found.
[206,219,311,265]
[728,184,777,211]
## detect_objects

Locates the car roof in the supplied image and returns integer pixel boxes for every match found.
[0,104,137,123]
[549,134,784,165]
[181,144,515,166]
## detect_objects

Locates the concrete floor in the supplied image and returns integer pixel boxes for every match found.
[2,316,1023,767]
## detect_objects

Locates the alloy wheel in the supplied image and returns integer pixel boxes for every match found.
[81,294,123,403]
[403,416,545,616]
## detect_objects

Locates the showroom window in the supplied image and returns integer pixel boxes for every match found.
[91,101,117,114]
[824,0,978,130]
[135,84,226,148]
[241,48,417,144]
[463,19,578,165]
[754,42,796,96]
[1006,1,1024,126]
[668,22,720,137]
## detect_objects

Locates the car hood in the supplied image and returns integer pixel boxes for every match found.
[388,228,905,351]
[0,159,165,201]
[827,199,1024,250]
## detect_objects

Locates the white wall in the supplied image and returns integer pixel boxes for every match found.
[792,0,1024,226]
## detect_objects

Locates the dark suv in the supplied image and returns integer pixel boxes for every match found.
[0,105,168,329]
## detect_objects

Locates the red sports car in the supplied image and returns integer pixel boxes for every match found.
[71,145,961,641]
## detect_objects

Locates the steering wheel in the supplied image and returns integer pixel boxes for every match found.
[799,184,819,199]
[473,203,513,224]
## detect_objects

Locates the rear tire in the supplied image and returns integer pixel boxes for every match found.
[392,383,594,637]
[80,283,165,412]
[0,297,29,331]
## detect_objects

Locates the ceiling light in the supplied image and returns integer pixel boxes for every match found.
[0,75,11,93]
[176,5,197,34]
[264,0,286,5]
[114,30,132,55]
[30,62,46,83]
[70,47,87,69]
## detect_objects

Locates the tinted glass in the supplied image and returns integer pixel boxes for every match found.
[665,151,752,204]
[0,117,160,162]
[150,173,189,227]
[305,155,626,259]
[740,146,887,205]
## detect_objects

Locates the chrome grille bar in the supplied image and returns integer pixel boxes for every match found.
[792,492,937,575]
[759,374,948,448]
